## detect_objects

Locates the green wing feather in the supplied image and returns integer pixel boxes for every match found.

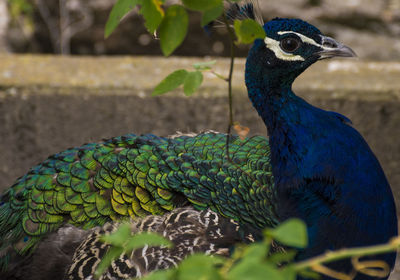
[0,132,277,271]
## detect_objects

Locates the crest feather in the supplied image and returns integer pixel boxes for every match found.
[226,0,264,25]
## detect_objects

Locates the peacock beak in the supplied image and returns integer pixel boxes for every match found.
[316,35,357,60]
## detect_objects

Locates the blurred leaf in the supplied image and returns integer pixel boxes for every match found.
[229,262,284,280]
[280,267,297,280]
[177,254,223,280]
[233,19,266,44]
[97,225,171,278]
[193,60,216,71]
[241,242,269,262]
[142,269,176,280]
[201,2,224,26]
[139,0,164,33]
[105,0,140,38]
[8,0,34,17]
[125,232,172,251]
[100,223,131,247]
[266,219,308,248]
[183,71,203,96]
[268,250,297,264]
[152,69,188,96]
[95,246,123,279]
[159,5,188,56]
[182,0,222,11]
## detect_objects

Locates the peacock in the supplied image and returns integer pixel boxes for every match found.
[0,4,397,280]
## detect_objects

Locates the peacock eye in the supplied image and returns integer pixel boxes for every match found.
[280,37,301,53]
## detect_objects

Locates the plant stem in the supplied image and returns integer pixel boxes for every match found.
[294,237,400,272]
[219,13,278,215]
[222,12,236,161]
[209,70,228,81]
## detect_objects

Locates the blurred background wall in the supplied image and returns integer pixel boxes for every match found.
[1,0,400,59]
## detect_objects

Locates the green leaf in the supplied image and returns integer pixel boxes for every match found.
[142,269,176,280]
[268,250,297,264]
[177,254,223,280]
[100,223,131,247]
[241,242,270,262]
[159,5,188,56]
[193,60,216,71]
[9,0,34,17]
[280,267,297,280]
[97,225,172,279]
[266,218,308,248]
[105,0,140,38]
[201,2,224,26]
[229,262,284,280]
[95,246,123,278]
[139,0,164,33]
[182,0,222,11]
[233,19,266,44]
[125,232,172,251]
[152,69,188,96]
[183,71,203,96]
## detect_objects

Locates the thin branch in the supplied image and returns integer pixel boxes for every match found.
[294,237,400,278]
[311,264,353,280]
[60,0,94,55]
[221,12,236,161]
[219,11,279,219]
[59,0,68,54]
[35,0,60,53]
[208,70,228,81]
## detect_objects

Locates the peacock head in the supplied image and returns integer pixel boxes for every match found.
[246,18,357,88]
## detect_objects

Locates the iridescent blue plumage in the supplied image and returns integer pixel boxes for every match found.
[246,18,397,279]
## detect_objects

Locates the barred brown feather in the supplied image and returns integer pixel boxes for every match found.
[66,207,254,280]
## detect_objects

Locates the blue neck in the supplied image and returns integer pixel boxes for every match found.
[245,60,308,185]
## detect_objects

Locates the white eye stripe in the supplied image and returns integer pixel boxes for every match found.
[264,31,328,62]
[264,37,305,61]
[277,31,322,48]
